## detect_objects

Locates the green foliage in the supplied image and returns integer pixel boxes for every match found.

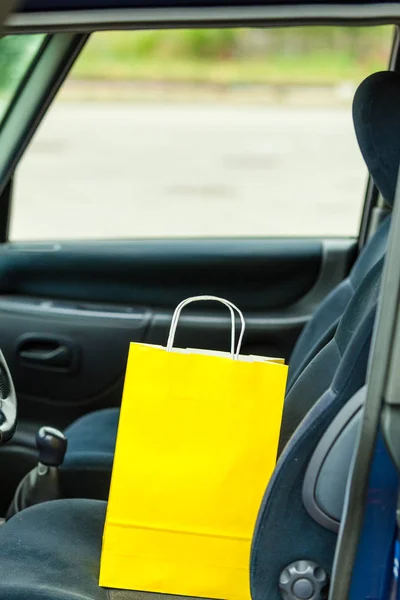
[81,26,392,62]
[170,29,237,59]
[0,28,392,91]
[72,26,394,85]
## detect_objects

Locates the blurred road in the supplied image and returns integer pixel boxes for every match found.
[12,102,367,241]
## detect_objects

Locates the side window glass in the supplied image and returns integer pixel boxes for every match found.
[11,27,393,240]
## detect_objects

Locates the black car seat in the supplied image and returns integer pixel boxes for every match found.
[59,74,391,502]
[0,69,396,600]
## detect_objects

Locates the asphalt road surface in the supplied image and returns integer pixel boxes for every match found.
[11,102,367,241]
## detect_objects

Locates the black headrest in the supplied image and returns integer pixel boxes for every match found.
[353,71,400,208]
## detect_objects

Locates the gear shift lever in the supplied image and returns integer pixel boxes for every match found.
[7,426,68,519]
[36,426,67,468]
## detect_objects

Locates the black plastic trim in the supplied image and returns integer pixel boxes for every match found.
[0,180,13,244]
[303,386,365,532]
[16,1,400,12]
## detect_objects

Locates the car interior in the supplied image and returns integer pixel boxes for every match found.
[0,1,398,599]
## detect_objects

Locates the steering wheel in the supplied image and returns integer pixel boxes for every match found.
[0,349,17,444]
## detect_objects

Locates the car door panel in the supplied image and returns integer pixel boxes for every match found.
[0,237,356,429]
[1,238,322,309]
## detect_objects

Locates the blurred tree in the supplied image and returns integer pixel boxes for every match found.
[82,26,393,63]
[72,26,394,85]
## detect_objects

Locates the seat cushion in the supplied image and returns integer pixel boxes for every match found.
[61,409,119,500]
[0,499,214,600]
[0,499,107,600]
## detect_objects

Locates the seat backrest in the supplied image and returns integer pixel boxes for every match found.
[287,216,389,391]
[279,255,382,452]
[251,70,400,600]
[251,302,375,600]
[287,70,400,390]
[281,68,400,447]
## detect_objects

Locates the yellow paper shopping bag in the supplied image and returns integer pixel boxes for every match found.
[100,296,288,600]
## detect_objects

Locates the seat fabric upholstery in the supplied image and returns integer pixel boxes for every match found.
[287,216,389,390]
[251,307,376,600]
[279,256,382,452]
[0,499,107,600]
[353,71,400,207]
[0,500,209,600]
[61,409,119,500]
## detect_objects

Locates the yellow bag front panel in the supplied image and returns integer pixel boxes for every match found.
[100,343,288,600]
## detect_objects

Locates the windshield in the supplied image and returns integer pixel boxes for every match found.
[0,34,45,124]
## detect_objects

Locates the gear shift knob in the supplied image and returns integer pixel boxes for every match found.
[6,426,68,519]
[36,426,67,467]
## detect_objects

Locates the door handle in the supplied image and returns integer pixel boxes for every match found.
[17,335,79,372]
[19,344,70,367]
